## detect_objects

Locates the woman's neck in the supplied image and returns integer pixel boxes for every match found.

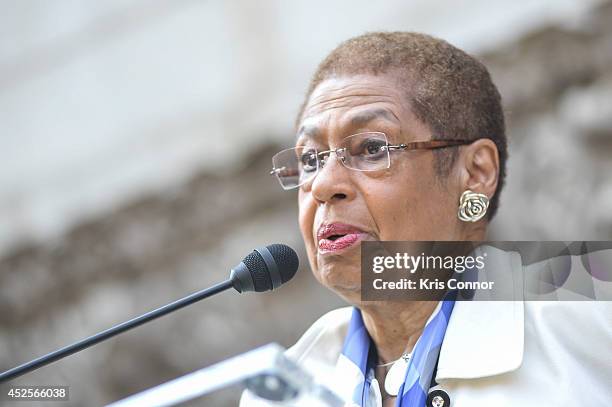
[360,301,439,364]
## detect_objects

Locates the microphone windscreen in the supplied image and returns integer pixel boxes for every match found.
[240,244,299,292]
[267,243,299,284]
[242,250,272,292]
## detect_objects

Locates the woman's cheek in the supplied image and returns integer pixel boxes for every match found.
[298,193,318,268]
[362,187,400,240]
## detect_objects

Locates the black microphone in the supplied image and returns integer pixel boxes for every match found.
[0,244,299,382]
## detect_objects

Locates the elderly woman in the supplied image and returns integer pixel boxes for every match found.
[241,32,610,407]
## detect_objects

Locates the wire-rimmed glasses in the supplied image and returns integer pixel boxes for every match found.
[270,132,472,190]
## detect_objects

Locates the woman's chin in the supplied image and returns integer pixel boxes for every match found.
[317,272,362,301]
[311,257,363,302]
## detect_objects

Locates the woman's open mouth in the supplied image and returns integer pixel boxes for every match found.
[317,223,368,254]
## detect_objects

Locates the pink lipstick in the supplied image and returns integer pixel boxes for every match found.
[317,223,367,254]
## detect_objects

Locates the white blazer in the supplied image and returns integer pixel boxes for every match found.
[240,249,612,406]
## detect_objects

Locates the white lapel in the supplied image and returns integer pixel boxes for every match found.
[332,353,366,402]
[436,246,525,380]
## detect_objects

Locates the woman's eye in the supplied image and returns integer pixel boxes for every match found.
[362,140,387,156]
[300,151,318,172]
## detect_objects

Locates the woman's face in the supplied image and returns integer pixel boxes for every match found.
[297,74,470,304]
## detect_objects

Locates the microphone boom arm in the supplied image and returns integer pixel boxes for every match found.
[0,243,299,383]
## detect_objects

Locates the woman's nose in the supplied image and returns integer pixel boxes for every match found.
[310,151,353,203]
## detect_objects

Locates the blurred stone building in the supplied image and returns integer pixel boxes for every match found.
[1,1,611,405]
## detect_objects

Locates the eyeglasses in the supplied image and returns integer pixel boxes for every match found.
[269,131,472,190]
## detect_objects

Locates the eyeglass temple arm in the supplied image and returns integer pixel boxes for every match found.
[388,139,472,151]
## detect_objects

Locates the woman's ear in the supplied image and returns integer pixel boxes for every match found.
[460,138,500,199]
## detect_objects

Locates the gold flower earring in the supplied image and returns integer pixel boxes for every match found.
[458,190,489,222]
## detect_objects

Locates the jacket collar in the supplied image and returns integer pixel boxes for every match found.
[436,246,525,380]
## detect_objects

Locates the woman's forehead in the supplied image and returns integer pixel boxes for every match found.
[296,75,427,140]
[296,106,400,142]
[303,75,405,116]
